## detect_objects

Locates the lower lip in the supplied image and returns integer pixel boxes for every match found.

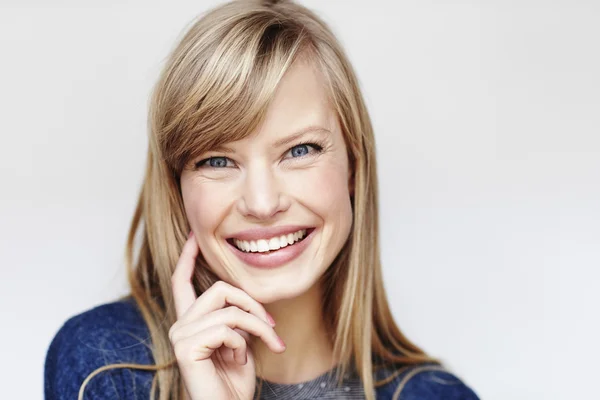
[226,228,316,269]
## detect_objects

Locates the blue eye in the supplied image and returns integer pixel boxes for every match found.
[291,144,309,157]
[287,142,323,158]
[209,157,228,167]
[195,156,232,169]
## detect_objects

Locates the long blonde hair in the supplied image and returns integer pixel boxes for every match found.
[79,1,441,399]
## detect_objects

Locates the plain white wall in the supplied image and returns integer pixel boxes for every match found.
[1,1,598,399]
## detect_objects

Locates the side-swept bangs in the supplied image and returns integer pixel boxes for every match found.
[152,7,313,175]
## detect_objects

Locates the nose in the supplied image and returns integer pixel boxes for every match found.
[236,162,289,220]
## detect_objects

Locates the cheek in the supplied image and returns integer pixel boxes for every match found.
[298,159,352,223]
[182,182,234,276]
[182,181,223,234]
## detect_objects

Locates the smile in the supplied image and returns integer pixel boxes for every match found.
[231,228,307,253]
[225,228,316,269]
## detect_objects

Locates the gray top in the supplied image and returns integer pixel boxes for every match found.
[256,366,366,399]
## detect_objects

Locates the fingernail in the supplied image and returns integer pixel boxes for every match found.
[277,336,286,350]
[266,312,276,327]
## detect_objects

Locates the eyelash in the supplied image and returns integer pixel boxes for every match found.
[194,140,325,170]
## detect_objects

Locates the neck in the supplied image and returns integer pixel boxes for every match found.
[252,282,335,384]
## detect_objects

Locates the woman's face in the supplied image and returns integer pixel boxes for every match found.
[180,58,353,304]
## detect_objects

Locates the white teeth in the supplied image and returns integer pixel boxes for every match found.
[279,235,288,248]
[232,229,308,253]
[268,237,281,250]
[257,239,269,252]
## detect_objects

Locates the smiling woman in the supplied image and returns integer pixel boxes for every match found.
[180,57,354,304]
[44,1,479,400]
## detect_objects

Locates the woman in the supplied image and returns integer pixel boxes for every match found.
[44,1,480,399]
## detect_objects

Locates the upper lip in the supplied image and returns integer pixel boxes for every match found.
[227,225,314,241]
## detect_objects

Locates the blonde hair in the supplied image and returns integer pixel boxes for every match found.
[79,1,442,399]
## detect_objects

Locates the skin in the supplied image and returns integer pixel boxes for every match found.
[171,57,354,399]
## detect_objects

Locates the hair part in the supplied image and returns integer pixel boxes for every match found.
[79,1,442,399]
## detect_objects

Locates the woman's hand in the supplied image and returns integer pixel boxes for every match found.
[169,231,286,400]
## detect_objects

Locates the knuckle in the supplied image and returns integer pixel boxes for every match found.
[168,323,178,343]
[224,305,241,318]
[235,336,246,350]
[172,340,187,360]
[217,324,230,337]
[212,280,229,293]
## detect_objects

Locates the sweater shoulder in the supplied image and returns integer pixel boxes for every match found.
[44,297,156,399]
[375,364,480,400]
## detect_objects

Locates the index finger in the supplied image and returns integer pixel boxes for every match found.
[181,281,275,328]
[171,231,200,318]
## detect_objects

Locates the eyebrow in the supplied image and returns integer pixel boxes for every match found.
[211,125,331,153]
[273,125,331,147]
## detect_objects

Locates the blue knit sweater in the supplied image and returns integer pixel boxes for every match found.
[44,297,480,399]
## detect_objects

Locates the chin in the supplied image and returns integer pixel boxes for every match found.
[237,276,318,305]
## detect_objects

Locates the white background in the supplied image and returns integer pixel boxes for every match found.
[1,1,599,399]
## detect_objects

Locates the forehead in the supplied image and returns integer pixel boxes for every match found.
[256,57,337,137]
